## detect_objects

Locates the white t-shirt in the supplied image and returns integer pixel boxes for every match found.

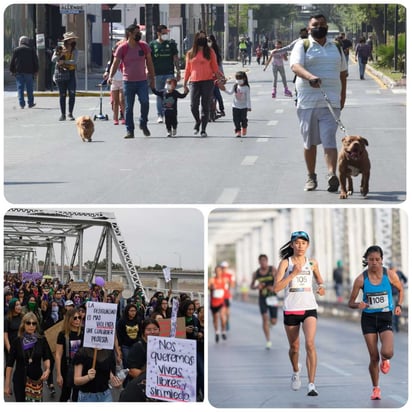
[290,36,347,109]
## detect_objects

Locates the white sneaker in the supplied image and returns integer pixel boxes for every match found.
[172,128,177,136]
[307,383,318,396]
[157,116,163,123]
[291,364,301,391]
[265,341,272,350]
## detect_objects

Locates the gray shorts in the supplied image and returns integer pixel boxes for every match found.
[297,107,340,150]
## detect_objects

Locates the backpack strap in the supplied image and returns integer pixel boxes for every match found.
[303,38,343,54]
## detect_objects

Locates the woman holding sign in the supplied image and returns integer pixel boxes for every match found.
[274,231,325,397]
[73,346,122,402]
[348,245,404,401]
[119,319,161,402]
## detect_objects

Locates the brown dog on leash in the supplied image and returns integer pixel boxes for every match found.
[76,115,94,142]
[338,135,371,199]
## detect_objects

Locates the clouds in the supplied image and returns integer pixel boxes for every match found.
[95,208,204,270]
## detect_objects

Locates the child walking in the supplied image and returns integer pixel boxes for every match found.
[151,78,188,137]
[264,40,293,98]
[103,42,125,125]
[220,71,251,137]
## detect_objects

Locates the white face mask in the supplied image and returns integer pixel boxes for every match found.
[207,41,213,47]
[236,79,244,85]
[161,34,169,41]
[166,84,173,91]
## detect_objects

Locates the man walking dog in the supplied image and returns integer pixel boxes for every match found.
[290,14,347,192]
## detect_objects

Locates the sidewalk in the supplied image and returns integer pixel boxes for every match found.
[3,59,406,97]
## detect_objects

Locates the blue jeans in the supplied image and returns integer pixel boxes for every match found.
[78,388,112,402]
[358,60,366,79]
[123,80,149,134]
[155,74,173,116]
[15,73,35,107]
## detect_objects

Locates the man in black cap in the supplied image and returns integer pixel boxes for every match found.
[108,24,155,138]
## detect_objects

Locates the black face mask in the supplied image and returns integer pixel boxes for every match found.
[311,26,328,39]
[71,42,76,48]
[197,38,207,47]
[134,33,141,42]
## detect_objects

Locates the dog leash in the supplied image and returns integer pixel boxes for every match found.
[318,84,347,135]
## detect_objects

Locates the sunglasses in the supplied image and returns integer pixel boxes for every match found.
[25,321,37,326]
[291,231,310,241]
[72,316,81,320]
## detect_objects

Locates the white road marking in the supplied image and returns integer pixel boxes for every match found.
[275,109,284,114]
[241,156,258,166]
[257,138,268,142]
[215,188,239,203]
[120,169,133,171]
[319,362,352,377]
[366,89,381,94]
[267,120,279,126]
[392,88,406,94]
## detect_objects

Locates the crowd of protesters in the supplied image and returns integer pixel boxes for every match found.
[4,271,204,402]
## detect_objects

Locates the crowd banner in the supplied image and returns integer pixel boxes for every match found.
[146,335,197,402]
[158,317,186,339]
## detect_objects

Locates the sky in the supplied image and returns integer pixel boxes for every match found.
[33,208,204,270]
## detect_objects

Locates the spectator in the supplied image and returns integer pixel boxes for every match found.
[9,35,38,109]
[333,260,344,302]
[355,37,371,80]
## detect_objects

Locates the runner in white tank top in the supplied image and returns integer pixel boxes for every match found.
[274,231,325,397]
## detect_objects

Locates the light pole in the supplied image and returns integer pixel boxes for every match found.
[173,252,182,269]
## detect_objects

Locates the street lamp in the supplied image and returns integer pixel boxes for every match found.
[173,252,182,269]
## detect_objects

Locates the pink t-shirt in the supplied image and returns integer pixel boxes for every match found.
[115,41,150,81]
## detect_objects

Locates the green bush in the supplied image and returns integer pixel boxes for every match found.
[375,33,406,73]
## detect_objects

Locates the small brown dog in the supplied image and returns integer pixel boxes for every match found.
[338,135,371,199]
[76,115,94,142]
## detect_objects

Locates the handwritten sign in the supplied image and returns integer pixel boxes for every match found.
[146,336,196,402]
[83,301,117,350]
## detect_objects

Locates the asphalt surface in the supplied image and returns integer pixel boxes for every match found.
[3,58,406,204]
[208,300,408,408]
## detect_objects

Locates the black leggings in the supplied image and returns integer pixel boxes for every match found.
[190,80,214,131]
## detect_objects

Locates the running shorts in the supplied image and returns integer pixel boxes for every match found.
[210,304,224,314]
[283,309,317,326]
[258,295,278,319]
[361,311,393,335]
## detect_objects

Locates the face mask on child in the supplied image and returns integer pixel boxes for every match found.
[236,79,244,85]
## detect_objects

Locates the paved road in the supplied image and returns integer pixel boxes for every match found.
[4,59,406,204]
[208,300,408,408]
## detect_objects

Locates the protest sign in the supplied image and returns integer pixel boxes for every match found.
[146,336,197,402]
[83,301,117,350]
[162,267,171,282]
[158,317,186,339]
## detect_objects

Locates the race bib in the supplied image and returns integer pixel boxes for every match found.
[366,292,389,309]
[266,296,279,306]
[212,289,224,299]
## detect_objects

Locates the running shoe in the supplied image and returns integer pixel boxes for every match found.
[307,383,318,396]
[222,333,227,340]
[157,116,163,123]
[167,131,172,137]
[215,334,219,343]
[370,386,381,400]
[121,119,126,125]
[200,131,207,137]
[327,173,339,192]
[193,122,201,135]
[59,114,66,121]
[380,359,390,374]
[241,127,247,136]
[304,173,318,191]
[68,113,75,121]
[272,88,276,98]
[172,128,177,137]
[235,131,241,137]
[266,341,272,350]
[124,132,135,139]
[114,120,119,125]
[284,88,293,97]
[291,365,301,391]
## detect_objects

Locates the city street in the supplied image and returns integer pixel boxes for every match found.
[4,59,406,204]
[208,300,408,408]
